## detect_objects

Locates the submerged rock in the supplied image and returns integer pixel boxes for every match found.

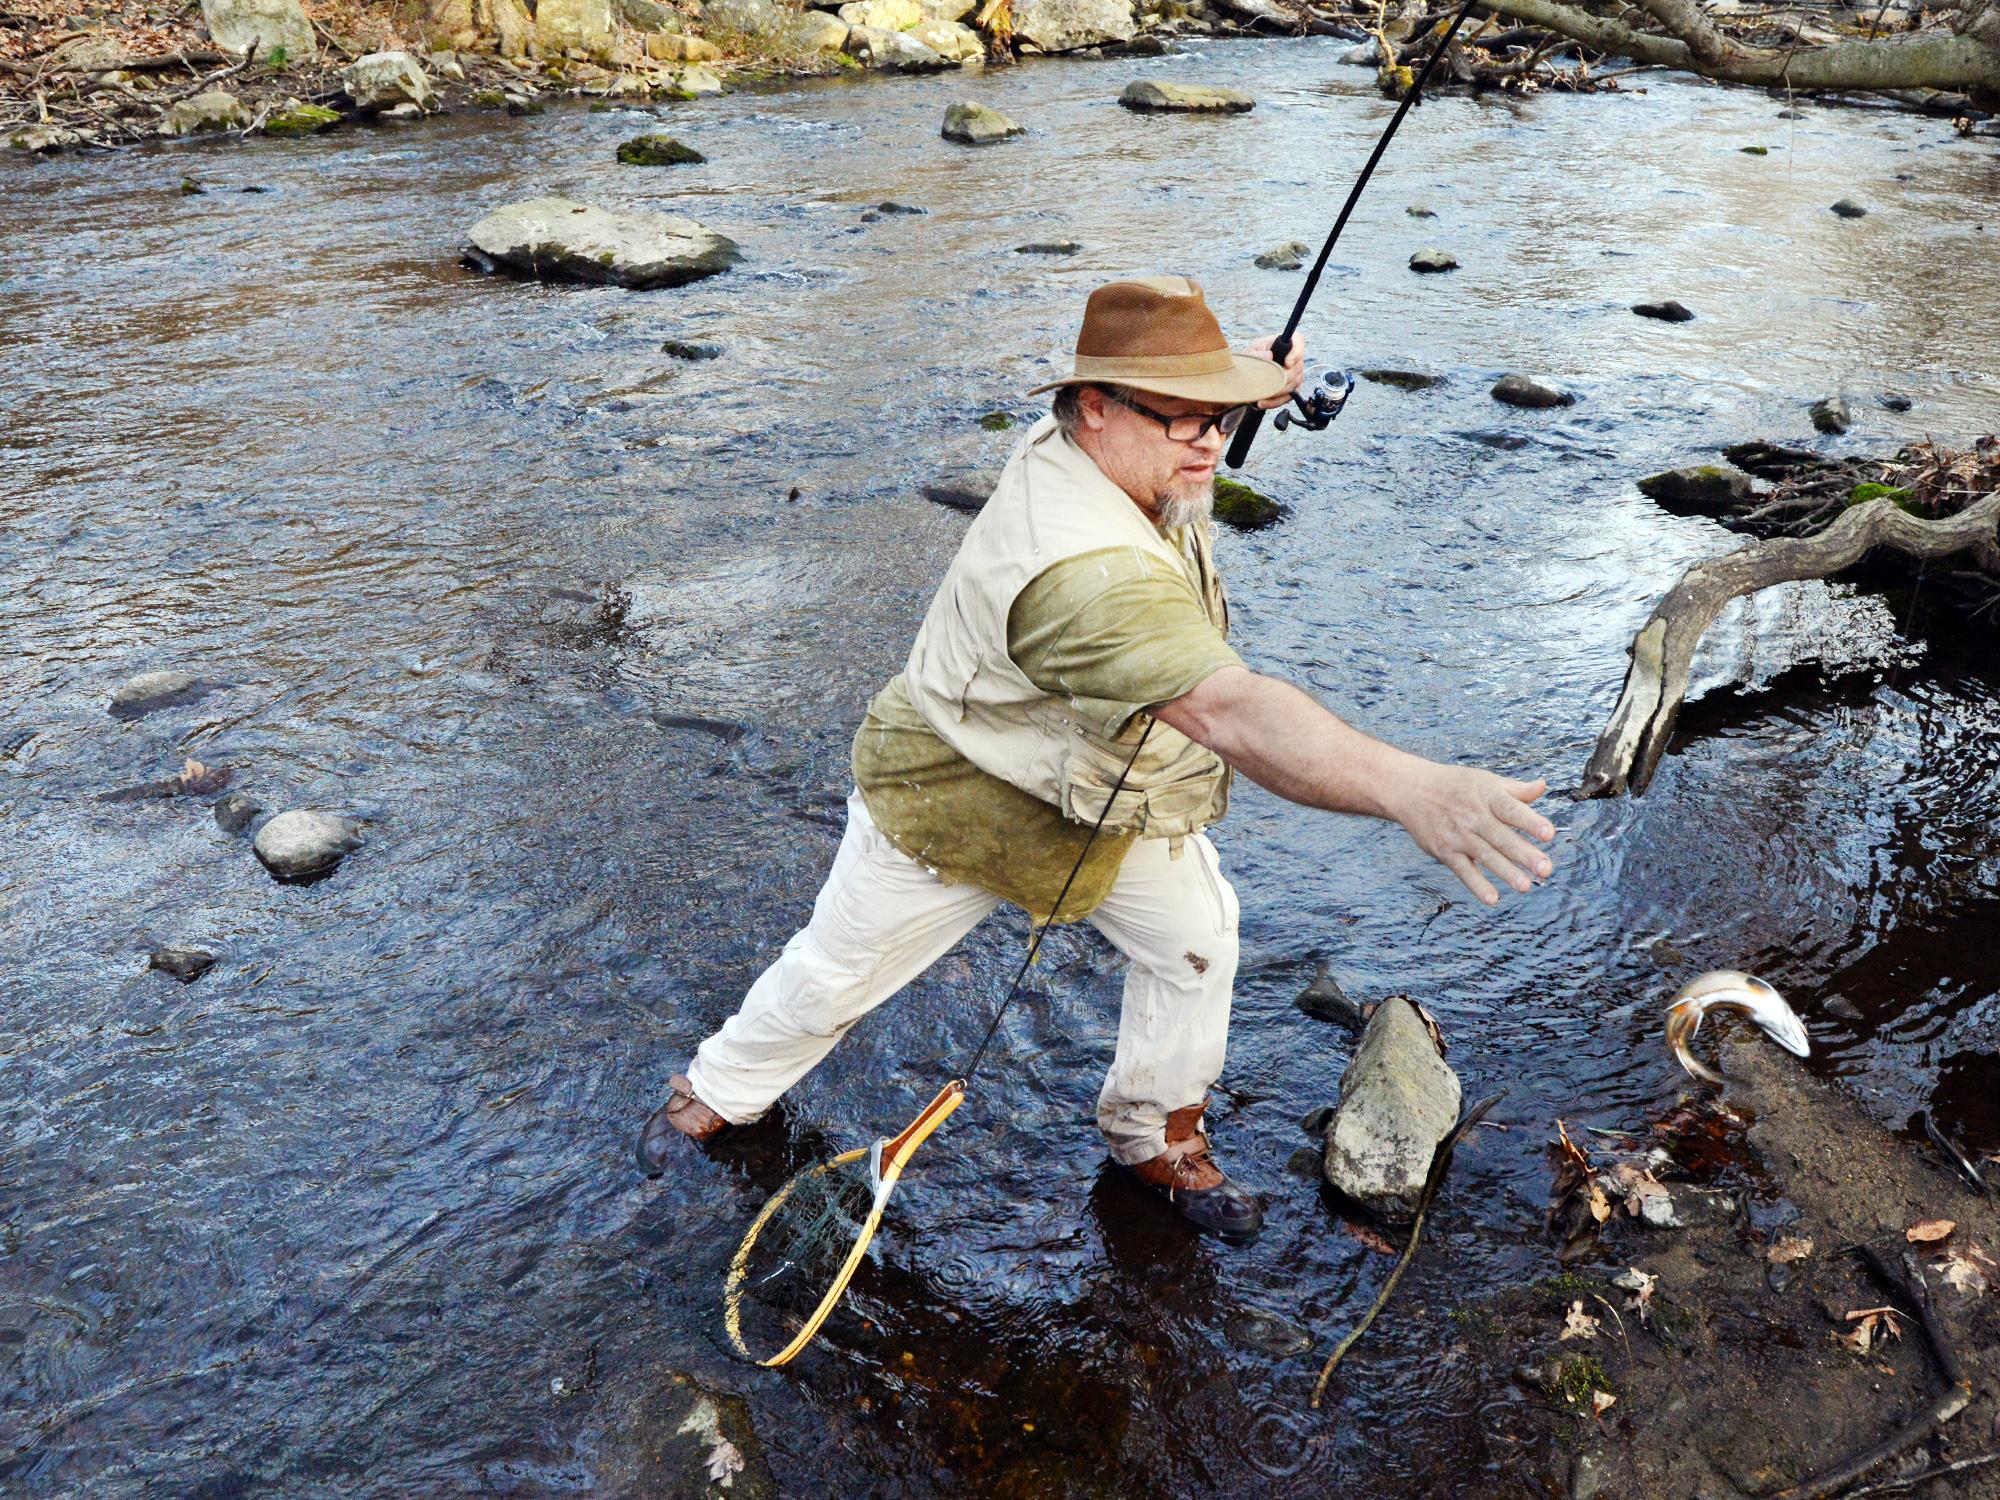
[922,466,1001,512]
[158,91,249,136]
[1254,239,1311,270]
[1011,0,1137,51]
[662,339,722,360]
[1636,465,1752,512]
[1491,374,1573,409]
[1014,240,1081,255]
[942,101,1025,145]
[1322,996,1461,1222]
[109,670,203,718]
[1879,391,1912,413]
[213,791,263,833]
[1359,367,1441,391]
[254,809,362,880]
[1830,198,1868,218]
[1223,1308,1313,1357]
[617,133,704,165]
[150,946,217,983]
[1408,247,1457,273]
[465,197,742,290]
[1212,475,1281,531]
[341,52,435,113]
[1810,395,1850,435]
[201,0,315,61]
[1632,299,1694,322]
[1119,80,1254,113]
[1295,964,1368,1028]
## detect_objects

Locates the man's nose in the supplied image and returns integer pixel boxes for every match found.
[1190,423,1226,455]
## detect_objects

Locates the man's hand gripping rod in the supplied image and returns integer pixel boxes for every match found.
[1226,0,1486,471]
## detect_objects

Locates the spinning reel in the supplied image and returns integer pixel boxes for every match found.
[1271,369,1354,435]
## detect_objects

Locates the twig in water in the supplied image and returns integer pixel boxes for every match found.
[1843,1451,2000,1497]
[1310,1091,1504,1408]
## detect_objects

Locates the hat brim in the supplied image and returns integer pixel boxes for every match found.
[1026,351,1289,406]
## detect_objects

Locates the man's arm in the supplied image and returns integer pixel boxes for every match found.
[1154,665,1555,906]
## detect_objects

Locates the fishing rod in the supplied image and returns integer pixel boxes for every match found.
[1226,0,1486,470]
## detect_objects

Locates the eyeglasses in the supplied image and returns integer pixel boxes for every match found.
[1095,386,1251,444]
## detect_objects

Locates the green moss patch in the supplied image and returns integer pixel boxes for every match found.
[1213,476,1283,531]
[617,134,704,166]
[978,411,1014,432]
[263,102,341,138]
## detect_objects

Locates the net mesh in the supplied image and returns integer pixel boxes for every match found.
[729,1151,883,1356]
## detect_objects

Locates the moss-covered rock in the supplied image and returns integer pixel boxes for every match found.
[1740,145,1769,155]
[1359,367,1441,391]
[263,101,342,137]
[1213,476,1282,531]
[1636,465,1752,512]
[978,411,1014,432]
[617,133,704,165]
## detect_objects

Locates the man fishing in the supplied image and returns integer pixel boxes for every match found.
[638,276,1556,1239]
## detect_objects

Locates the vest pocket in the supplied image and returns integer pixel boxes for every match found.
[1058,729,1226,838]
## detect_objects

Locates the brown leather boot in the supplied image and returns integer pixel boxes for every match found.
[1121,1098,1265,1239]
[635,1074,728,1176]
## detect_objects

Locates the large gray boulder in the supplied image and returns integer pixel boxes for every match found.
[618,0,684,30]
[536,0,617,55]
[839,0,924,26]
[109,669,203,717]
[465,197,743,290]
[702,0,787,35]
[846,25,955,68]
[909,18,982,59]
[158,90,249,135]
[1012,0,1136,50]
[201,0,315,60]
[943,100,1024,144]
[1321,996,1461,1222]
[341,52,436,112]
[1119,80,1253,112]
[778,9,852,50]
[254,810,363,881]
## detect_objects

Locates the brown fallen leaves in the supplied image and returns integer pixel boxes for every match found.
[172,758,232,795]
[1766,1236,1815,1265]
[1936,1245,1995,1295]
[1559,1300,1601,1341]
[1836,1306,1904,1355]
[1548,1121,1676,1256]
[1906,1218,1956,1243]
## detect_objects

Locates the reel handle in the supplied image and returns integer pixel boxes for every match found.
[1225,331,1293,470]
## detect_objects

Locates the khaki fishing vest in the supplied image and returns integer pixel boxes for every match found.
[903,415,1232,838]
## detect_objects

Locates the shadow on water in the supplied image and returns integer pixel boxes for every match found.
[1,38,1996,1496]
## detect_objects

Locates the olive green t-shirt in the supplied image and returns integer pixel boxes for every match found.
[850,540,1244,922]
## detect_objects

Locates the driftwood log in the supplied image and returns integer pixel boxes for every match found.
[1580,489,2000,798]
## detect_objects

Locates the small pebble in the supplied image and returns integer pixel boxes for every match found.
[149,946,216,983]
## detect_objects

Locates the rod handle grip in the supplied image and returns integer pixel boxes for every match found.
[1225,332,1293,471]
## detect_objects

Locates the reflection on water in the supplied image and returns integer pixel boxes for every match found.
[1,42,1995,1496]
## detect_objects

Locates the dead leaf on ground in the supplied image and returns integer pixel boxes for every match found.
[704,1437,745,1484]
[1621,1268,1658,1317]
[1586,1181,1613,1223]
[1936,1246,1994,1295]
[1906,1218,1956,1243]
[1604,1162,1671,1218]
[1559,1299,1601,1341]
[1590,1389,1617,1418]
[1766,1236,1814,1265]
[1836,1307,1904,1354]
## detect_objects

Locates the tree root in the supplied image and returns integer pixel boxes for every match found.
[1764,1244,1974,1500]
[1578,489,2000,798]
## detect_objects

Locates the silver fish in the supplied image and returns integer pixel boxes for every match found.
[1663,970,1811,1086]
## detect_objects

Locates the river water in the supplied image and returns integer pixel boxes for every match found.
[3,38,1997,1497]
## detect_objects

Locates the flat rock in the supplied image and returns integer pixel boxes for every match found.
[465,197,742,290]
[702,0,786,34]
[1810,394,1850,434]
[618,0,682,30]
[1012,0,1137,50]
[109,670,203,717]
[1491,373,1573,409]
[150,946,217,983]
[1830,198,1868,218]
[341,51,435,113]
[253,809,362,880]
[201,0,315,60]
[942,100,1024,144]
[1322,996,1461,1222]
[1119,80,1254,113]
[1254,239,1310,270]
[845,25,954,69]
[922,467,1000,512]
[9,124,83,153]
[777,9,851,49]
[645,32,722,60]
[1633,299,1694,322]
[839,0,924,26]
[1408,247,1457,273]
[1636,465,1752,513]
[158,90,248,136]
[1014,240,1081,255]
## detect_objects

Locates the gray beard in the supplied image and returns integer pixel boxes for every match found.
[1157,479,1214,531]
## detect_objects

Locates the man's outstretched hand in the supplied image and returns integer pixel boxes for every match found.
[1385,763,1555,906]
[1244,332,1306,410]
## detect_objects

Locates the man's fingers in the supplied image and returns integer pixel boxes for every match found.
[1488,825,1553,881]
[1445,851,1500,907]
[1474,842,1533,896]
[1493,787,1556,844]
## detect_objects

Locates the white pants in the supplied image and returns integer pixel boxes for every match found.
[687,790,1240,1165]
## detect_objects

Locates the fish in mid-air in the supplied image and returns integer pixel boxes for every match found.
[1664,970,1811,1085]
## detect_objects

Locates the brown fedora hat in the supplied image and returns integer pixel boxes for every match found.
[1026,276,1286,406]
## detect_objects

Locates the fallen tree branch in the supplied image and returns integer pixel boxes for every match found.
[1842,1451,2000,1498]
[1580,489,2000,797]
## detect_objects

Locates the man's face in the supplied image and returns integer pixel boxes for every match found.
[1075,387,1231,529]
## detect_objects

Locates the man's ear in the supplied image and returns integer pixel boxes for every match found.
[1076,387,1109,433]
